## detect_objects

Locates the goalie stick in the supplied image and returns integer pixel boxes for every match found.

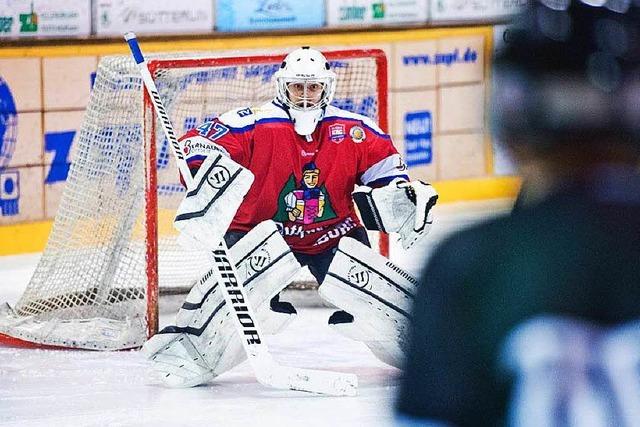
[124,32,357,396]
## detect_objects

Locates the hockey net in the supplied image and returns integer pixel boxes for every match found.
[0,49,389,350]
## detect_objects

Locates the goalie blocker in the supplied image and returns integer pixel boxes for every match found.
[173,137,254,250]
[353,178,438,250]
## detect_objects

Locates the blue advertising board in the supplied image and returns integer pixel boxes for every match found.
[216,0,325,31]
[404,110,432,167]
[0,169,19,216]
[0,75,19,217]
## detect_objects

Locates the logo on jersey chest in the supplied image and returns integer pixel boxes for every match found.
[328,123,346,144]
[272,162,337,227]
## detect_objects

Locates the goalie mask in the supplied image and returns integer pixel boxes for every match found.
[275,47,337,136]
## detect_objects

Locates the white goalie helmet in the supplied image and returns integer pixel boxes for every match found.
[275,47,337,135]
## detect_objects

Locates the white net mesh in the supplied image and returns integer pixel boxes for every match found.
[0,50,384,350]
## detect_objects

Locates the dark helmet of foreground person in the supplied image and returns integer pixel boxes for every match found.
[492,0,640,153]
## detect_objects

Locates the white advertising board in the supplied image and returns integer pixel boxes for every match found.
[0,0,90,38]
[431,0,525,21]
[94,0,214,36]
[327,0,429,26]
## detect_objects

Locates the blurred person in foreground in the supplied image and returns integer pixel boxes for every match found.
[396,0,640,426]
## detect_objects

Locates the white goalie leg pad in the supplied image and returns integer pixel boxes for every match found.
[353,178,438,250]
[174,151,255,250]
[144,220,301,388]
[318,237,418,368]
[144,332,216,388]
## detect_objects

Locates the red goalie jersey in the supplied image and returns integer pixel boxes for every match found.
[179,100,408,254]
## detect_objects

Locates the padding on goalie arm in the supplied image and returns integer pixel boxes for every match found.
[143,220,301,388]
[318,237,419,368]
[353,178,438,250]
[173,135,254,250]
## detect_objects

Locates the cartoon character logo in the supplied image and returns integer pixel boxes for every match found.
[272,163,337,226]
[284,162,326,224]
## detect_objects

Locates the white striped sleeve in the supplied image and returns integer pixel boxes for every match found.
[360,153,409,186]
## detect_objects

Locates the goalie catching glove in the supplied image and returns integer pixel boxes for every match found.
[319,237,418,368]
[353,178,438,250]
[174,137,254,250]
[143,220,301,388]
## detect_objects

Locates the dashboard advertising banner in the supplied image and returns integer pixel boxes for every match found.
[94,0,214,36]
[327,0,428,26]
[216,0,325,31]
[430,0,525,21]
[0,0,90,38]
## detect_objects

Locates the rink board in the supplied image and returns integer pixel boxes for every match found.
[0,25,518,255]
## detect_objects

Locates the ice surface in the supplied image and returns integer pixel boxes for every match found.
[0,308,399,427]
[0,200,511,427]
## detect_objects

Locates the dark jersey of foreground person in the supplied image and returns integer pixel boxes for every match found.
[396,170,640,426]
[396,0,640,425]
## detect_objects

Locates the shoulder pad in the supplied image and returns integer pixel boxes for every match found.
[218,107,258,129]
[218,102,289,128]
[255,101,290,120]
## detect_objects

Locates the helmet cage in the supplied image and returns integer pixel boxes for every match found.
[276,76,335,112]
